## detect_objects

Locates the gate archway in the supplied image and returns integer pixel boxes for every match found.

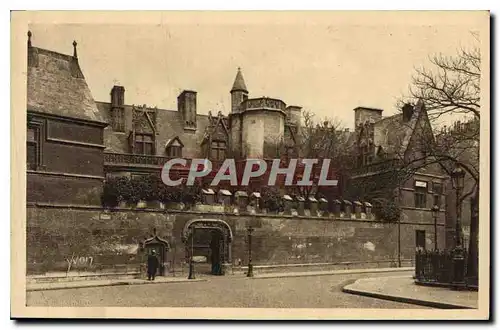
[182,219,233,275]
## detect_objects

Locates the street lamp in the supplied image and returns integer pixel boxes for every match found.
[247,226,254,277]
[188,226,196,279]
[431,205,440,251]
[451,166,466,286]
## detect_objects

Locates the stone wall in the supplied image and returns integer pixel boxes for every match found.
[27,173,103,206]
[26,205,445,275]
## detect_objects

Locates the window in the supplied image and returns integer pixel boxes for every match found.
[167,146,182,158]
[134,134,154,155]
[416,230,426,251]
[360,142,373,166]
[433,194,441,207]
[414,180,427,208]
[112,108,125,132]
[432,182,443,195]
[27,125,39,170]
[211,140,226,161]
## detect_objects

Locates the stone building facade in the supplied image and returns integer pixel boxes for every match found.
[349,101,449,251]
[97,67,301,185]
[26,34,307,206]
[25,33,463,276]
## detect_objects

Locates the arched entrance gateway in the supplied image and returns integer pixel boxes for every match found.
[182,219,233,276]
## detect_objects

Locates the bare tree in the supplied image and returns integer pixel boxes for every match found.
[398,34,480,283]
[293,110,355,199]
[400,32,480,122]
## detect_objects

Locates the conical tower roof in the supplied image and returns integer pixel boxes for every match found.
[231,67,248,93]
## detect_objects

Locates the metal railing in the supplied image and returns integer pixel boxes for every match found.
[415,249,469,284]
[104,152,172,167]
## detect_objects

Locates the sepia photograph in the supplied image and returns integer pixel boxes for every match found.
[10,10,490,320]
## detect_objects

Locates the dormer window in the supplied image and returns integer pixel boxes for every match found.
[134,134,154,155]
[165,137,184,158]
[211,140,226,161]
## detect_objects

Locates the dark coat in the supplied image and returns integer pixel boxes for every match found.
[147,254,159,273]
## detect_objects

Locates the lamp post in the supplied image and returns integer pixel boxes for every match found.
[188,226,196,279]
[247,225,254,277]
[451,166,466,286]
[432,205,440,251]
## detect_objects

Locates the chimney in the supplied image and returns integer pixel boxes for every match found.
[110,86,125,131]
[111,86,125,107]
[354,107,383,128]
[178,90,197,130]
[402,103,414,122]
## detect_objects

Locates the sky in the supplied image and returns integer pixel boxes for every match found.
[27,12,482,129]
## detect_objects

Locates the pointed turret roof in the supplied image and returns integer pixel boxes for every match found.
[231,67,248,93]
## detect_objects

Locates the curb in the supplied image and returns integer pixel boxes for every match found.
[26,278,208,292]
[342,284,473,309]
[251,267,414,279]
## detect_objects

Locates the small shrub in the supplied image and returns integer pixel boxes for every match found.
[261,187,284,213]
[129,176,149,203]
[101,176,132,207]
[183,180,202,206]
[372,198,401,222]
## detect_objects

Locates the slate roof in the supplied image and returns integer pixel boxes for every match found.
[372,99,426,158]
[231,68,248,93]
[96,101,214,155]
[27,46,106,124]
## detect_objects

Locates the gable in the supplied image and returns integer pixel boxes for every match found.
[165,136,184,148]
[27,47,106,124]
[204,112,229,142]
[404,104,434,161]
[133,107,156,134]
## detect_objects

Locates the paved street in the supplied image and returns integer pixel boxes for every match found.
[26,270,431,308]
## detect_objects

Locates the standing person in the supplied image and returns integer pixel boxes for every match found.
[147,250,159,281]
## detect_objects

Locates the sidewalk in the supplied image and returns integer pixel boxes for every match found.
[342,275,478,309]
[26,267,413,292]
[27,276,207,292]
[252,267,414,279]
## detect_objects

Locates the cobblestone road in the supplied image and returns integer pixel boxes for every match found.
[26,271,430,309]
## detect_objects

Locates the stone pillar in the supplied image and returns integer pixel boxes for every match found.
[296,196,305,216]
[235,191,249,211]
[364,202,373,219]
[333,200,341,217]
[283,195,293,214]
[202,188,215,204]
[250,192,261,213]
[343,200,352,218]
[319,198,329,217]
[218,189,232,207]
[353,201,362,218]
[309,196,318,216]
